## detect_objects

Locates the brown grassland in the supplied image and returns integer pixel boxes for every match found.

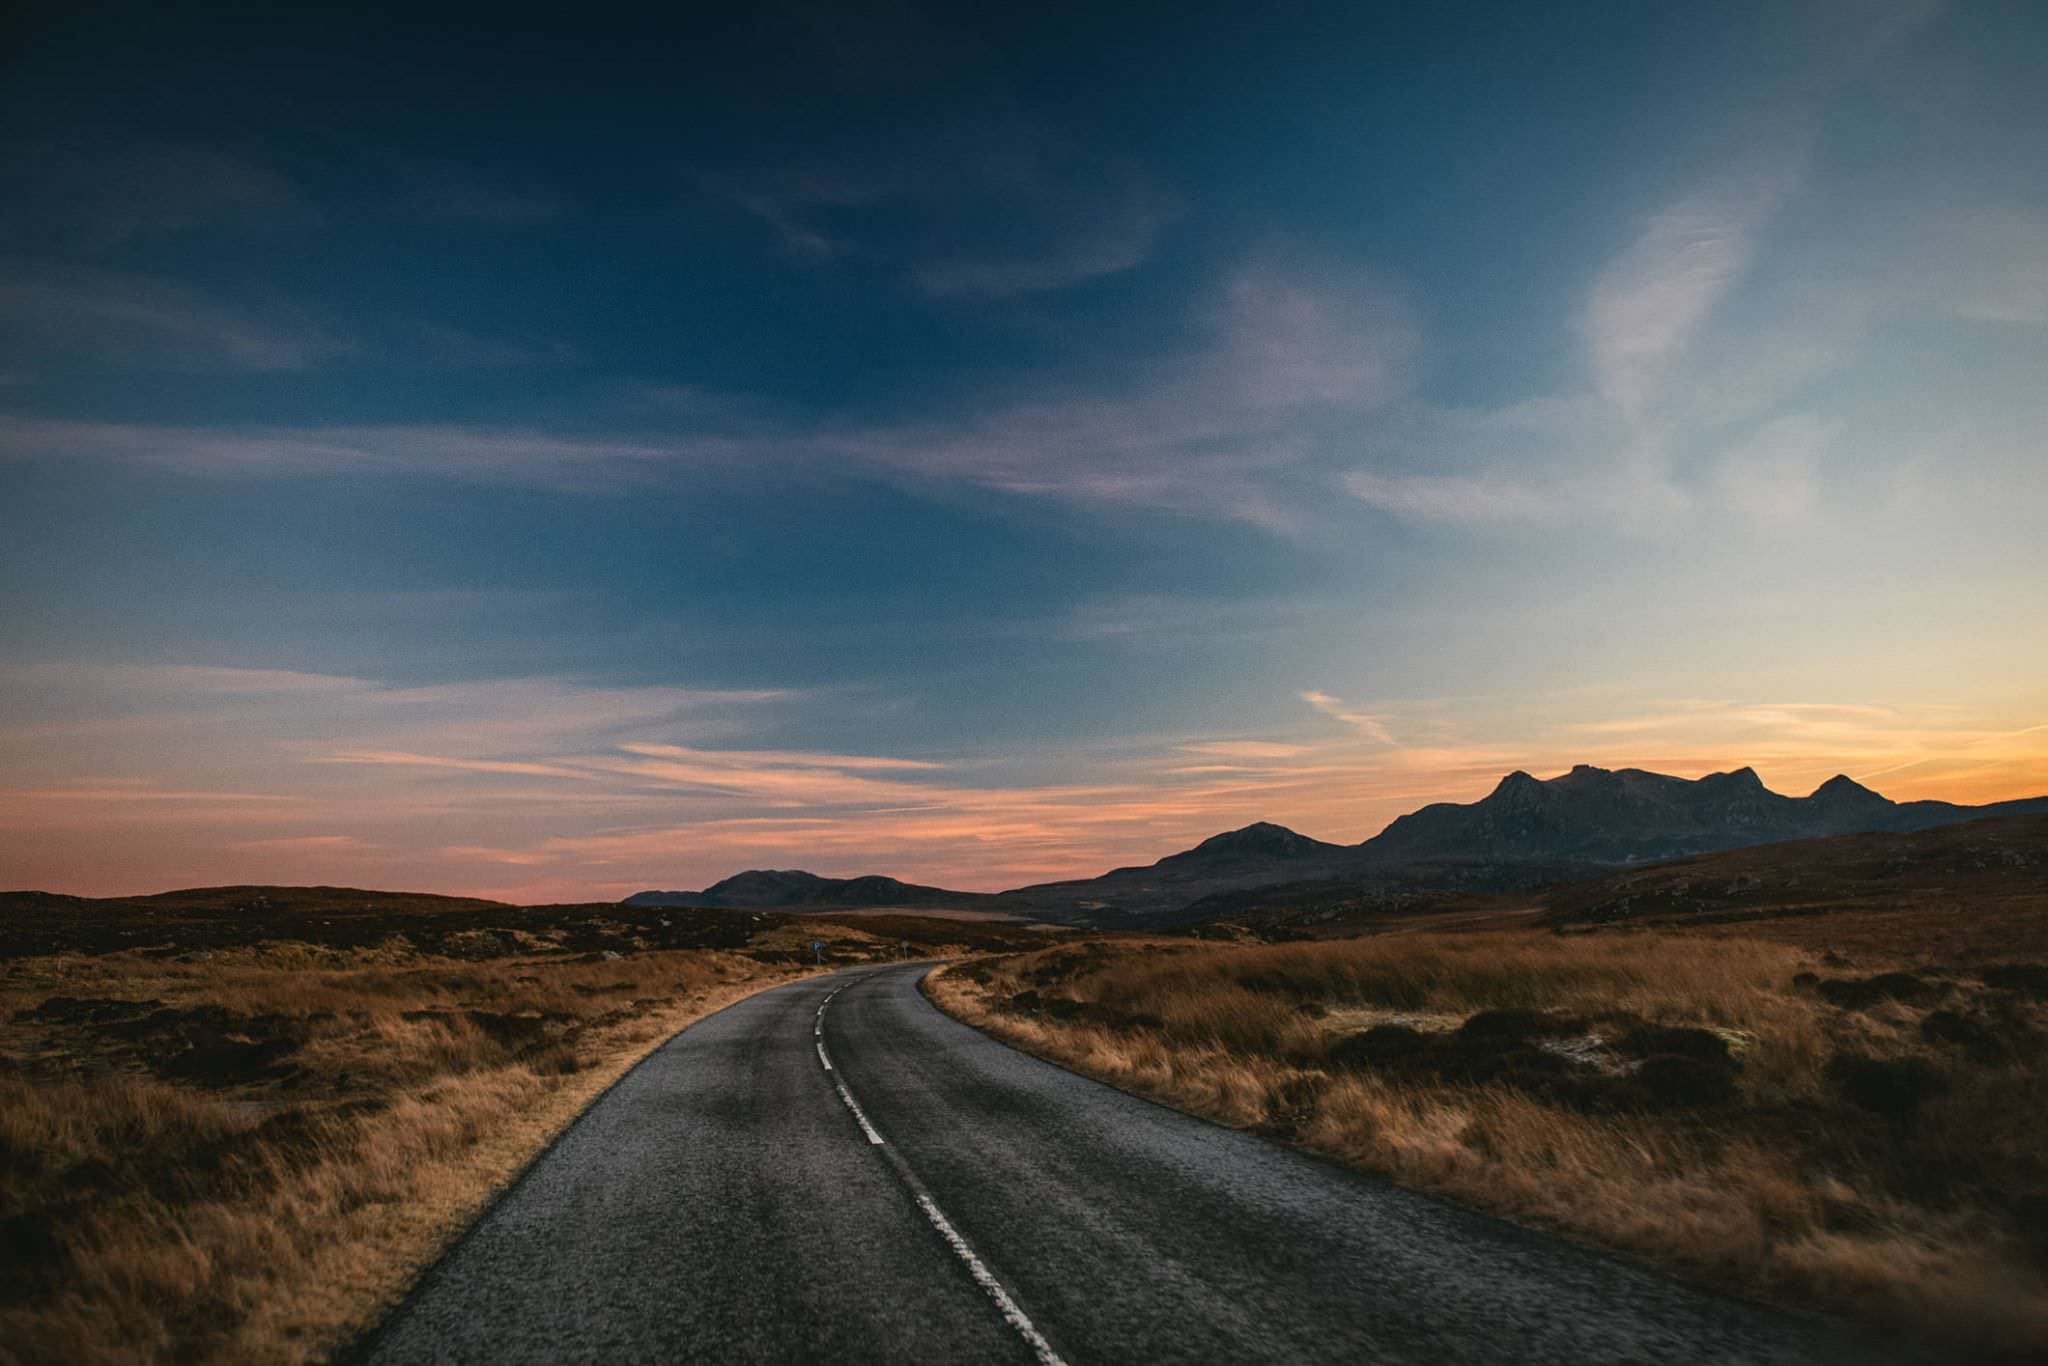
[0,889,1054,1365]
[929,911,2048,1361]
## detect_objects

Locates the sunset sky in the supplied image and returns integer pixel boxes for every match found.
[3,2,2045,900]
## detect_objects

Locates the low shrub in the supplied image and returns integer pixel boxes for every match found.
[1630,1053,1737,1109]
[1325,1024,1431,1071]
[1616,1024,1731,1065]
[1983,964,2048,1000]
[1918,1009,2010,1063]
[1828,1054,1949,1122]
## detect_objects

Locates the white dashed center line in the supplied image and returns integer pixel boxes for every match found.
[831,1073,886,1145]
[913,1193,1068,1366]
[813,987,874,1139]
[811,974,1068,1366]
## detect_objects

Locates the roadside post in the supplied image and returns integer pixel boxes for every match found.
[810,938,822,965]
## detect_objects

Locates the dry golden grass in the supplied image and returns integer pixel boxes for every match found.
[930,929,2048,1360]
[0,943,804,1365]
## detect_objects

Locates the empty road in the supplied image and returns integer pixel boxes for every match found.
[359,964,1896,1364]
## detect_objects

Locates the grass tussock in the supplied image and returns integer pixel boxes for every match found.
[0,944,801,1366]
[930,930,2048,1359]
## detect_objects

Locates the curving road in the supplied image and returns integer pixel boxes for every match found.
[357,964,1899,1365]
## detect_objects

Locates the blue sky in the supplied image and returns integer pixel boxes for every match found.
[2,1,2045,898]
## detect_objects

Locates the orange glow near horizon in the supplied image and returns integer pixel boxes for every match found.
[2,665,2043,901]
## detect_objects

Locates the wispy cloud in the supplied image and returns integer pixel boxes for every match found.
[1300,690,1396,744]
[1343,470,1561,524]
[717,130,1172,298]
[1926,210,2048,325]
[0,262,351,371]
[1583,151,1805,419]
[831,252,1417,526]
[1217,254,1416,409]
[1339,142,1842,537]
[399,321,582,369]
[2,142,315,250]
[402,177,562,224]
[553,742,979,811]
[349,680,788,753]
[315,750,599,780]
[726,182,875,260]
[230,834,367,851]
[0,663,372,695]
[0,417,733,487]
[436,844,556,866]
[0,778,304,840]
[1324,4,1947,544]
[1713,413,1833,523]
[1,780,296,804]
[1053,593,1326,645]
[911,189,1172,298]
[0,663,787,763]
[620,742,942,772]
[1179,741,1311,760]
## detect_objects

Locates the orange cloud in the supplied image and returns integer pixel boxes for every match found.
[315,750,598,779]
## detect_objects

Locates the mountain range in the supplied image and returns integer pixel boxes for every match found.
[627,765,2048,925]
[1359,764,2045,864]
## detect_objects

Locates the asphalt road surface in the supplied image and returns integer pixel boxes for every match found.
[359,964,1902,1365]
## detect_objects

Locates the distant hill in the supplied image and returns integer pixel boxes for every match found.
[623,870,989,910]
[1159,821,1352,869]
[988,822,1388,923]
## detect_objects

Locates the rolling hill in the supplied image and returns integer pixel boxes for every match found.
[623,870,992,910]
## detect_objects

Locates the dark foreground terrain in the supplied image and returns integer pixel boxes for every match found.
[0,888,1060,1363]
